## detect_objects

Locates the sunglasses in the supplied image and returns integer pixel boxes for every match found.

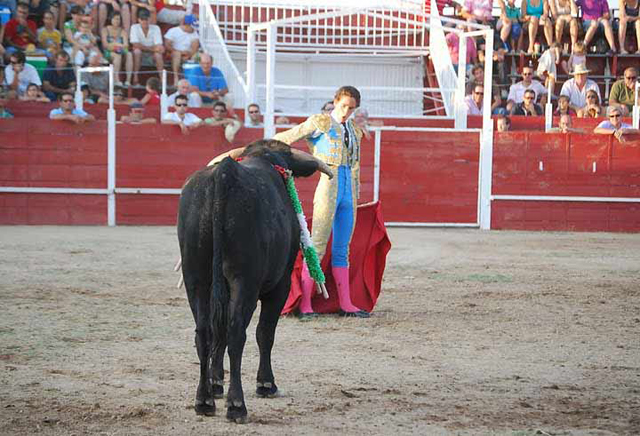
[587,94,597,98]
[609,114,621,118]
[625,76,637,80]
[524,96,534,100]
[62,99,74,102]
[175,103,187,107]
[10,61,23,65]
[249,110,259,114]
[522,73,532,76]
[474,91,484,95]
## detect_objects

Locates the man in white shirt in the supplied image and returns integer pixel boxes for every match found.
[464,84,483,115]
[162,93,203,135]
[164,16,199,87]
[4,51,42,97]
[560,64,601,114]
[130,9,164,86]
[167,79,202,108]
[506,66,547,112]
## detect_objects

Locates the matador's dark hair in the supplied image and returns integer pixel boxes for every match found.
[333,86,361,107]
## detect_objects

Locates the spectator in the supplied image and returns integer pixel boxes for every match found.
[162,93,202,134]
[465,84,484,115]
[98,0,131,36]
[507,66,547,112]
[72,17,101,67]
[81,83,96,104]
[49,91,95,123]
[619,0,640,54]
[550,0,579,49]
[164,15,199,87]
[155,0,189,25]
[111,85,138,105]
[497,0,523,52]
[102,11,133,86]
[549,114,584,132]
[608,67,639,116]
[466,64,505,114]
[37,10,62,61]
[560,64,601,113]
[27,0,58,21]
[460,0,493,25]
[204,100,241,142]
[140,76,160,105]
[352,107,383,139]
[561,41,586,75]
[43,51,76,102]
[81,51,109,102]
[511,89,543,115]
[187,52,231,108]
[554,94,577,115]
[496,114,512,131]
[19,82,49,101]
[130,0,157,24]
[167,78,201,107]
[246,103,262,127]
[578,89,604,117]
[120,100,156,123]
[0,88,13,118]
[62,6,85,63]
[4,51,41,98]
[576,0,616,53]
[445,27,477,74]
[321,100,334,114]
[536,42,561,94]
[522,0,554,54]
[594,106,640,141]
[130,8,164,85]
[3,2,37,54]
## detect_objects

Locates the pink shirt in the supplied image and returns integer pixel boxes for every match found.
[576,0,609,21]
[463,0,494,21]
[446,32,477,65]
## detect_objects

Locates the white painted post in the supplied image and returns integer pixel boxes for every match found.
[633,82,639,129]
[545,75,553,131]
[373,128,381,203]
[479,28,494,230]
[107,64,116,226]
[75,69,83,110]
[455,30,467,129]
[264,23,276,139]
[247,26,257,128]
[160,69,168,120]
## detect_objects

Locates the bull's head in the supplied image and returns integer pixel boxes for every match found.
[240,140,333,179]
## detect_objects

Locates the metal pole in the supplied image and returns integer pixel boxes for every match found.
[107,64,116,226]
[264,23,276,138]
[633,81,639,129]
[373,128,381,203]
[75,69,83,110]
[545,75,553,131]
[479,28,494,230]
[161,69,168,120]
[455,32,467,129]
[247,26,257,128]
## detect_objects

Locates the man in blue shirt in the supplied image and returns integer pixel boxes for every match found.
[187,52,232,107]
[49,92,95,123]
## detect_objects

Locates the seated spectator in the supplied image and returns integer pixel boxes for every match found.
[81,84,97,104]
[102,11,133,86]
[321,101,334,114]
[496,114,512,131]
[62,6,86,62]
[43,51,76,102]
[554,94,577,115]
[140,76,160,105]
[560,64,601,113]
[3,2,37,54]
[465,84,484,115]
[49,91,95,123]
[164,15,199,87]
[561,41,586,75]
[522,0,553,54]
[168,78,202,107]
[511,89,543,115]
[98,0,131,36]
[551,0,578,49]
[353,107,383,139]
[246,103,262,127]
[81,51,110,102]
[549,114,584,132]
[130,8,164,85]
[187,52,232,108]
[155,0,189,25]
[162,93,202,135]
[445,27,477,74]
[27,0,58,22]
[0,88,14,118]
[19,82,50,102]
[578,89,604,117]
[204,100,241,142]
[576,0,616,53]
[536,42,561,94]
[608,67,639,116]
[619,0,640,54]
[594,106,640,142]
[4,51,41,98]
[37,10,62,61]
[497,0,523,52]
[460,0,493,25]
[466,64,505,114]
[72,17,101,67]
[112,85,138,105]
[120,101,156,123]
[507,66,547,112]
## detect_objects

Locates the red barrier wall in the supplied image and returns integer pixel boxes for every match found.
[2,116,640,231]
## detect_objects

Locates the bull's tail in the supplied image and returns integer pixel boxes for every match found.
[210,157,238,343]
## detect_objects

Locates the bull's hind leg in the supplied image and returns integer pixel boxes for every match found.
[211,332,227,399]
[255,278,290,398]
[191,298,216,416]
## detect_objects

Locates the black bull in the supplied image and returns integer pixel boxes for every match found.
[177,140,330,423]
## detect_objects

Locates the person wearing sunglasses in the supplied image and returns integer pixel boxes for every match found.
[120,101,157,124]
[511,89,543,116]
[3,51,41,98]
[246,103,263,127]
[577,89,603,118]
[162,93,202,135]
[506,66,547,113]
[593,106,640,142]
[49,91,96,123]
[608,67,639,116]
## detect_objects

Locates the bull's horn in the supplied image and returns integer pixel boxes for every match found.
[290,148,334,179]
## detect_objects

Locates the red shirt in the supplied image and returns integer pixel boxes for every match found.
[146,91,161,105]
[155,0,165,13]
[4,18,38,48]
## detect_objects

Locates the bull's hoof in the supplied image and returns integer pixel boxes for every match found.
[213,384,224,399]
[226,405,248,424]
[195,401,215,416]
[256,382,279,398]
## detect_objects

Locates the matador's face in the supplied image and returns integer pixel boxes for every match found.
[333,96,357,123]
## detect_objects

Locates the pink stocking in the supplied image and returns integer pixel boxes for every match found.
[299,263,315,314]
[332,266,361,313]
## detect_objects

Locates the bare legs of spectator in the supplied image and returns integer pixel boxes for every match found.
[112,52,133,85]
[584,18,616,52]
[170,50,183,87]
[500,17,512,47]
[526,17,540,54]
[540,16,554,47]
[556,17,579,49]
[133,48,142,85]
[154,50,164,79]
[619,17,640,54]
[99,2,131,35]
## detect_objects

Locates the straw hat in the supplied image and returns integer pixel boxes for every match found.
[570,64,591,75]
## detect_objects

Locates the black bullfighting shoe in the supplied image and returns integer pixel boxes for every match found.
[298,312,319,321]
[338,310,370,318]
